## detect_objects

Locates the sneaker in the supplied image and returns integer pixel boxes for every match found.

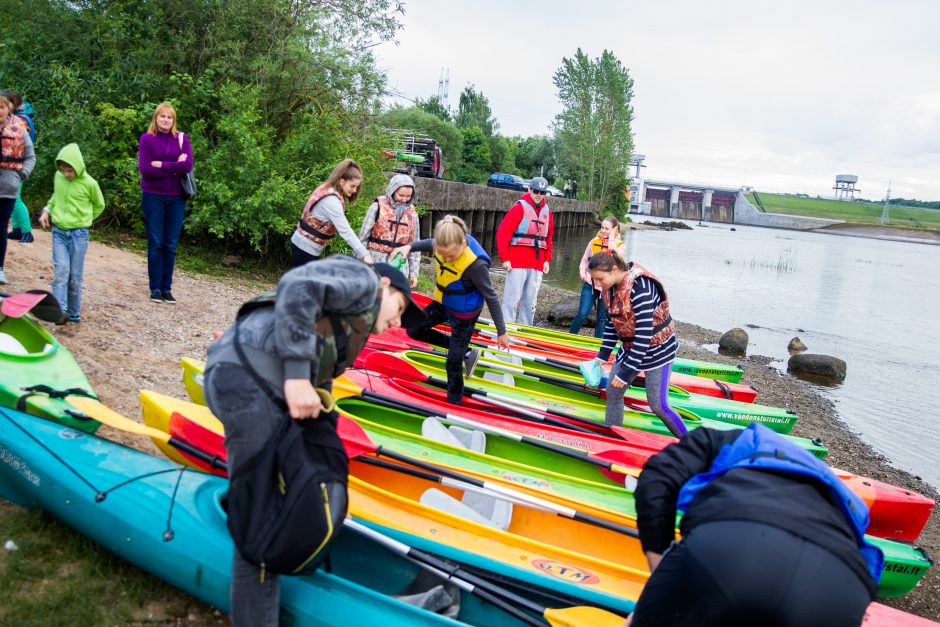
[68,315,81,323]
[18,232,33,243]
[150,290,164,303]
[7,228,21,240]
[161,291,177,304]
[463,347,481,380]
[0,268,6,284]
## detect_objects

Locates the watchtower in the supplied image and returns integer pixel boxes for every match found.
[833,174,859,200]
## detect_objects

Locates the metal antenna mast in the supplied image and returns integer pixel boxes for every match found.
[436,68,451,104]
[880,181,892,225]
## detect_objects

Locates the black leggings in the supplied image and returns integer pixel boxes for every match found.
[406,300,477,404]
[631,521,871,627]
[0,197,15,268]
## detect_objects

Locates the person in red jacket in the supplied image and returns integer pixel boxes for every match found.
[496,177,554,325]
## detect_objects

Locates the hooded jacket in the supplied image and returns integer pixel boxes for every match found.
[45,144,105,229]
[358,174,421,279]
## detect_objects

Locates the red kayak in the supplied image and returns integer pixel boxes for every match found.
[343,367,934,543]
[370,326,759,403]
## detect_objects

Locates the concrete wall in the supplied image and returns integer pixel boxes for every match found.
[413,177,597,239]
[734,193,843,230]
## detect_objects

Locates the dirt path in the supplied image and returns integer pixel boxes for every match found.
[3,231,939,620]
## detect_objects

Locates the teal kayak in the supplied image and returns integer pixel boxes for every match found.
[0,312,98,433]
[0,405,553,626]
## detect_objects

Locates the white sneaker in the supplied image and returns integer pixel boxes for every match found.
[0,268,6,284]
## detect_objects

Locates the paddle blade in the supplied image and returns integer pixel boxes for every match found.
[544,606,627,627]
[1,290,66,323]
[66,396,168,442]
[363,351,426,382]
[333,375,363,399]
[167,412,228,476]
[336,415,379,459]
[366,330,412,352]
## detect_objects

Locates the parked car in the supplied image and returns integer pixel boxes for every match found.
[486,173,529,192]
[547,185,564,198]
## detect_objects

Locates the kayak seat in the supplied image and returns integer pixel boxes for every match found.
[0,332,29,356]
[482,371,515,386]
[483,351,523,366]
[421,417,487,453]
[419,488,512,531]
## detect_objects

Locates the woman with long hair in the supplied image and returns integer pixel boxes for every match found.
[138,101,193,304]
[569,216,625,337]
[588,250,687,438]
[291,158,374,267]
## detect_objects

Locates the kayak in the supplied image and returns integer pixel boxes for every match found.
[369,327,758,403]
[0,310,99,433]
[0,405,549,626]
[149,382,931,609]
[397,350,799,434]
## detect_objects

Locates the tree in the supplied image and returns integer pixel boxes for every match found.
[377,106,463,179]
[515,135,557,179]
[552,49,634,213]
[452,127,491,184]
[455,85,498,137]
[416,95,451,122]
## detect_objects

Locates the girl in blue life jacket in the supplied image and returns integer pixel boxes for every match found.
[392,215,510,404]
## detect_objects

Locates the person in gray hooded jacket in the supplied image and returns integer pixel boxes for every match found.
[358,173,421,287]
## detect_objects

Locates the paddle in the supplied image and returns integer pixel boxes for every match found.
[345,519,627,627]
[0,290,67,323]
[363,351,608,429]
[65,396,229,475]
[336,417,640,538]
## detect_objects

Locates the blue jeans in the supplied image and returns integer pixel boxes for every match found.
[51,227,89,317]
[569,282,607,338]
[501,267,542,325]
[142,192,186,291]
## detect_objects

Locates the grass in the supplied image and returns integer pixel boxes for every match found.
[0,503,221,626]
[747,192,940,230]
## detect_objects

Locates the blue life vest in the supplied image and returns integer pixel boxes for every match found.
[433,234,491,314]
[676,423,884,584]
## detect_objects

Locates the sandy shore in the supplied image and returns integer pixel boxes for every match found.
[2,231,937,620]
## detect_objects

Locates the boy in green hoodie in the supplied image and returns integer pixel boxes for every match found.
[38,144,105,322]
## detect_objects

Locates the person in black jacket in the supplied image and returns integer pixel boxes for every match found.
[628,425,879,627]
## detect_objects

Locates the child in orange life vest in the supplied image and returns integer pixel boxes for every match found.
[588,251,687,438]
[570,217,626,338]
[291,159,375,268]
[358,173,420,287]
[0,93,36,284]
[392,215,510,404]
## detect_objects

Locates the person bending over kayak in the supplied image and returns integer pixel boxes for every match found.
[627,424,881,626]
[358,173,420,287]
[392,215,510,404]
[587,251,687,438]
[203,256,425,626]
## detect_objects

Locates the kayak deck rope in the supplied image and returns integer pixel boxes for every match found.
[2,411,189,541]
[16,384,97,413]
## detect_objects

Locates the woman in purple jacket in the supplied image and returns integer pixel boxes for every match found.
[138,102,193,304]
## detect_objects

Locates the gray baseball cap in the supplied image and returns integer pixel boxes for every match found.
[528,177,550,193]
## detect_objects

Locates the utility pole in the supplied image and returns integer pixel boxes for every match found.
[880,181,891,225]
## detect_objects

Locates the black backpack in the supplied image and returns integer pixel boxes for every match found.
[224,408,349,577]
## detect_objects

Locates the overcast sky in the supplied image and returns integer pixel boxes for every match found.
[375,0,940,200]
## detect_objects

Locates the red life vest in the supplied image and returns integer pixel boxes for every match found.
[366,196,418,253]
[589,232,624,256]
[296,183,344,246]
[601,262,675,348]
[509,198,550,253]
[0,117,28,172]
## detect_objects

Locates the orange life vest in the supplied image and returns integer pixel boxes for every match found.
[509,198,550,252]
[589,232,624,256]
[601,262,675,348]
[0,117,28,171]
[296,183,345,246]
[366,196,418,253]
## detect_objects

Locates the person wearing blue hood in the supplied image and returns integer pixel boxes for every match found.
[2,90,35,244]
[358,173,421,287]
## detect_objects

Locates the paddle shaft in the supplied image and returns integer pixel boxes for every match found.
[370,444,638,538]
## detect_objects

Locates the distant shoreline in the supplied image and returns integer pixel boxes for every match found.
[814,224,940,246]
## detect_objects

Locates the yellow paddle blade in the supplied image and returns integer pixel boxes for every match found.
[334,375,363,400]
[610,463,641,478]
[66,396,170,444]
[544,605,626,627]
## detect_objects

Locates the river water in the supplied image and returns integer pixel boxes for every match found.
[536,220,940,489]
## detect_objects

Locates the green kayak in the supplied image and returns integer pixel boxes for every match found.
[402,351,799,434]
[338,398,927,598]
[0,312,99,433]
